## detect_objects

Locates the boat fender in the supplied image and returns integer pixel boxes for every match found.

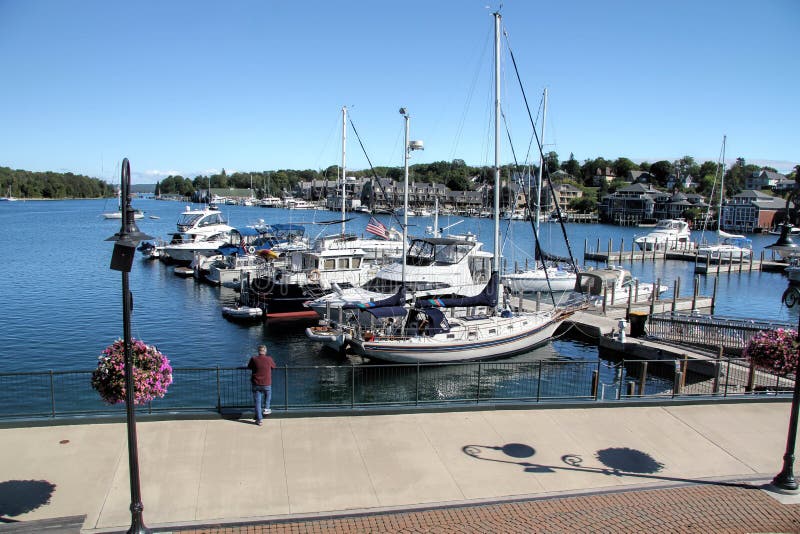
[308,269,321,283]
[363,331,375,342]
[247,246,256,254]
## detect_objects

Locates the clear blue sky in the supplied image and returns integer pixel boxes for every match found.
[1,0,797,184]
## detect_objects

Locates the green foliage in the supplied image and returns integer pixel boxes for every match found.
[0,167,115,199]
[613,157,638,179]
[569,197,597,213]
[649,160,674,186]
[560,153,581,178]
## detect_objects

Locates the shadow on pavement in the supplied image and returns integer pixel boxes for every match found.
[462,442,754,489]
[0,479,56,522]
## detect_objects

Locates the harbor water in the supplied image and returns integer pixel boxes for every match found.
[0,199,794,379]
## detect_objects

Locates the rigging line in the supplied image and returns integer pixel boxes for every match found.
[313,112,343,172]
[501,107,558,308]
[348,117,404,230]
[504,30,579,275]
[450,22,494,162]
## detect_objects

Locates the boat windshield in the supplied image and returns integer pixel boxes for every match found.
[362,277,450,293]
[406,239,472,266]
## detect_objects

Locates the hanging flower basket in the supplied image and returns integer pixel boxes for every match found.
[743,328,799,377]
[91,338,173,405]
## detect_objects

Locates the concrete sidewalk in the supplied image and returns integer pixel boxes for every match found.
[0,401,798,532]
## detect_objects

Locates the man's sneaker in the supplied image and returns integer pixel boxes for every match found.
[263,409,272,415]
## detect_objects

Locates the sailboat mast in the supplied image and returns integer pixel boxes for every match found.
[718,135,726,232]
[402,110,410,285]
[535,88,547,233]
[341,106,347,236]
[493,11,501,275]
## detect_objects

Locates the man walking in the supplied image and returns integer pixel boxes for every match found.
[247,344,276,426]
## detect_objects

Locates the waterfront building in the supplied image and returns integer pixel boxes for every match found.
[721,189,786,233]
[745,170,786,190]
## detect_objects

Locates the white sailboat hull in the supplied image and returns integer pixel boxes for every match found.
[502,268,576,293]
[351,312,565,363]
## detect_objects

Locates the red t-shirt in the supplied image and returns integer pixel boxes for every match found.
[248,355,276,386]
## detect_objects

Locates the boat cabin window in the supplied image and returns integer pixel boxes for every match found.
[338,258,349,269]
[176,213,203,230]
[406,239,471,267]
[352,257,361,268]
[323,259,336,270]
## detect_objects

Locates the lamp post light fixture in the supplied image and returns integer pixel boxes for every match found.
[772,312,800,492]
[106,158,154,533]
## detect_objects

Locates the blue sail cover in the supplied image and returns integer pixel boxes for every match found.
[363,306,408,318]
[416,272,499,309]
[343,286,406,310]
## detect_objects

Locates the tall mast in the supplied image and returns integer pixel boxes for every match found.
[535,88,547,234]
[341,106,347,236]
[493,11,501,274]
[718,135,726,232]
[401,109,410,285]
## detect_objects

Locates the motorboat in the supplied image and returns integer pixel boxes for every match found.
[248,245,378,320]
[634,219,692,251]
[221,304,264,322]
[306,233,493,317]
[206,253,269,286]
[312,230,405,263]
[162,230,233,264]
[156,204,235,263]
[217,223,306,257]
[572,266,668,306]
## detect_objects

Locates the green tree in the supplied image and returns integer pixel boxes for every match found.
[569,197,597,213]
[649,160,674,186]
[613,157,638,180]
[561,153,580,178]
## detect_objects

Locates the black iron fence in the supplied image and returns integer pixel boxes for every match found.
[646,312,795,353]
[0,357,792,420]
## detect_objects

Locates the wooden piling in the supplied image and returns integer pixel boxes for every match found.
[711,276,718,314]
[591,369,599,399]
[671,280,678,312]
[639,361,648,396]
[691,275,699,311]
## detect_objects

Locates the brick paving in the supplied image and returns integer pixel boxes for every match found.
[174,483,800,533]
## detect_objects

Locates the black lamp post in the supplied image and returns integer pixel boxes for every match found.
[772,312,800,491]
[106,158,154,533]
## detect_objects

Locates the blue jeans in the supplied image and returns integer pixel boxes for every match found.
[252,385,272,423]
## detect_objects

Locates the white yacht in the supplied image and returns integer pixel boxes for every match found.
[573,266,668,306]
[634,219,692,251]
[306,233,493,317]
[159,205,234,263]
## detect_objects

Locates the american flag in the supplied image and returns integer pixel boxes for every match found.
[366,216,389,240]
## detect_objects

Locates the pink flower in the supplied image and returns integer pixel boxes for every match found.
[91,338,173,405]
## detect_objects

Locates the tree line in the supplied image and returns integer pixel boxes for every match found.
[156,154,797,207]
[0,167,116,199]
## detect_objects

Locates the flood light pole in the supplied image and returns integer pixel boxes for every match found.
[106,158,154,533]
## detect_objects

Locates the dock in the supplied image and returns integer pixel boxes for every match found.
[583,238,786,276]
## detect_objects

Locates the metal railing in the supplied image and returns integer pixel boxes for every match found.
[0,357,792,420]
[646,312,795,353]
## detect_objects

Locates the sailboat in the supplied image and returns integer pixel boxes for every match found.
[103,189,144,219]
[697,136,752,261]
[502,88,579,294]
[0,185,18,201]
[344,12,575,363]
